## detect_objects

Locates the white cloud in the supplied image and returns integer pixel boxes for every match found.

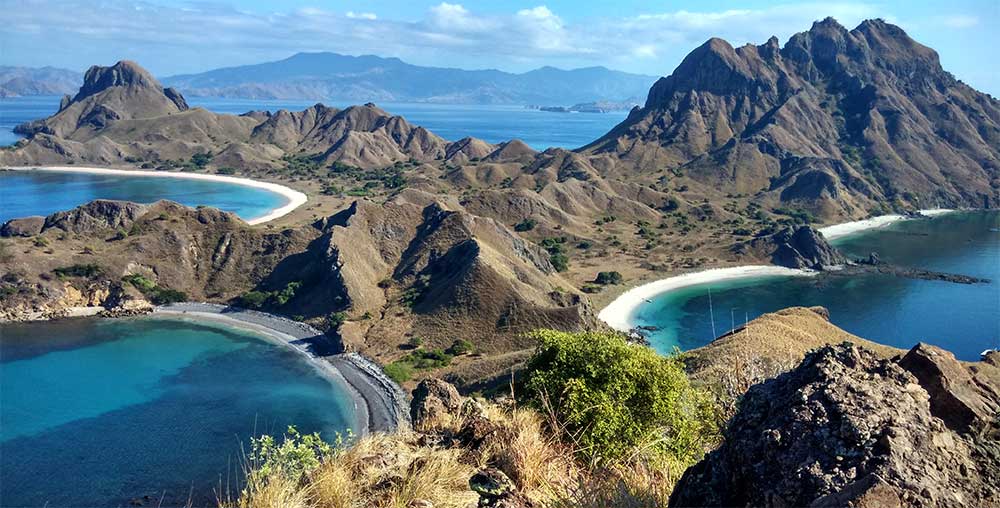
[0,0,955,79]
[942,15,978,29]
[346,11,377,20]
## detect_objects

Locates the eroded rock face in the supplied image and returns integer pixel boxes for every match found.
[0,216,45,237]
[669,343,1000,508]
[754,225,848,269]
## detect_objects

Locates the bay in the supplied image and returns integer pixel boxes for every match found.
[631,211,1000,360]
[0,317,355,507]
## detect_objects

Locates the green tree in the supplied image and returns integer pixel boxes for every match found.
[523,329,719,464]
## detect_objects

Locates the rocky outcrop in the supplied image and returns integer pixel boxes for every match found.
[585,18,1000,216]
[411,378,464,430]
[669,342,1000,507]
[0,216,45,237]
[752,225,848,269]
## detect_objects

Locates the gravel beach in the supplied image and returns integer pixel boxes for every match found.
[154,302,408,434]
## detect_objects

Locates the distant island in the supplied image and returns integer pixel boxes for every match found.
[0,66,80,97]
[527,100,641,113]
[159,52,656,105]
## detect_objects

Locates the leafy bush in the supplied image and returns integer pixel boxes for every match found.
[239,291,270,309]
[549,253,569,272]
[384,362,415,383]
[190,152,213,169]
[385,348,454,383]
[447,339,475,355]
[53,264,103,279]
[248,426,335,486]
[514,218,537,232]
[327,311,348,330]
[594,271,623,285]
[523,329,719,464]
[216,166,237,175]
[122,274,187,304]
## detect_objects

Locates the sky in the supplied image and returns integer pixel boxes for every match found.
[2,0,998,95]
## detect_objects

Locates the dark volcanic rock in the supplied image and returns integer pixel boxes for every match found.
[755,225,848,269]
[669,343,1000,508]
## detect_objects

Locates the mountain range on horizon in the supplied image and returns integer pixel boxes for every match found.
[0,53,655,105]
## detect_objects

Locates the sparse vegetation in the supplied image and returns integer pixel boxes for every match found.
[514,218,537,232]
[594,271,623,285]
[122,274,188,304]
[53,264,103,279]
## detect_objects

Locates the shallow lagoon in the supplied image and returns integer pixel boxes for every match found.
[0,317,355,507]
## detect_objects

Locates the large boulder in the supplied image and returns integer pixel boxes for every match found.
[410,378,463,430]
[669,343,1000,507]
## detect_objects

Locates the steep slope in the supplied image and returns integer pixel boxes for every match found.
[162,52,655,105]
[585,18,1000,216]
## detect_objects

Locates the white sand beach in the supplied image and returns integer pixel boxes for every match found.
[597,266,816,333]
[818,209,956,240]
[5,166,307,225]
[598,209,959,333]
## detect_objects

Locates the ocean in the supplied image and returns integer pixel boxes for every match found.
[0,95,629,151]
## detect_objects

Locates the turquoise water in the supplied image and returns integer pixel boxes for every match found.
[0,170,289,224]
[0,317,355,507]
[0,95,628,151]
[632,211,1000,360]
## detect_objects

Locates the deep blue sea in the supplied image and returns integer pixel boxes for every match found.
[632,211,1000,361]
[0,317,355,507]
[0,95,628,151]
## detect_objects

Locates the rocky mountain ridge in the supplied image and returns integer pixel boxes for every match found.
[585,18,1000,217]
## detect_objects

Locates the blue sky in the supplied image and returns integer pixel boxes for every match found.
[3,1,998,95]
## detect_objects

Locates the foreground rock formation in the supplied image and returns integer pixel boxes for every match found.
[670,342,1000,507]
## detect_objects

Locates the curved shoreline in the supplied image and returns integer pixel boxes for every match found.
[818,208,955,241]
[3,165,308,225]
[598,266,816,333]
[598,209,959,333]
[151,303,408,435]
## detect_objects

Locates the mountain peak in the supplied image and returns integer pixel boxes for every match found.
[77,60,158,99]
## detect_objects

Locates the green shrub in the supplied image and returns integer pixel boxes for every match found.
[447,339,475,355]
[549,253,569,272]
[384,362,415,383]
[514,218,537,232]
[248,426,337,486]
[122,274,156,291]
[327,311,348,330]
[239,291,270,309]
[190,152,213,169]
[594,271,623,285]
[53,264,103,279]
[523,329,719,464]
[216,167,237,175]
